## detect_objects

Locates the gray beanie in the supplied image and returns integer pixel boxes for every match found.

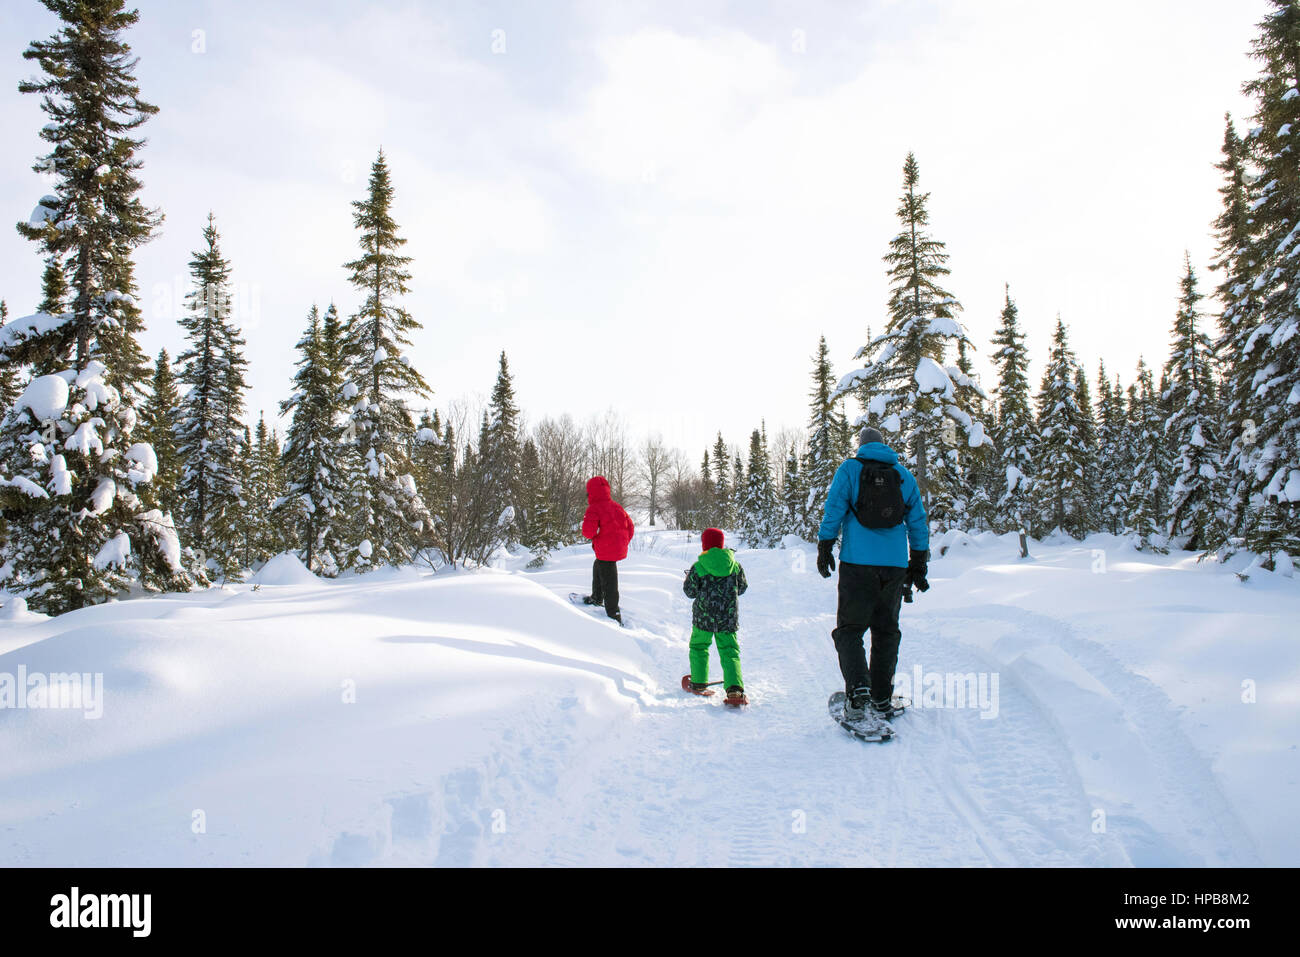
[859,425,885,445]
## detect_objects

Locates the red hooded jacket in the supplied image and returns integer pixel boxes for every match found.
[582,476,635,561]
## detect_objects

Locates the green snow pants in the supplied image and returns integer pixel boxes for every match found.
[689,627,743,689]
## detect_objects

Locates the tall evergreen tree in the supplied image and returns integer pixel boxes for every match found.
[1126,360,1170,553]
[989,286,1037,546]
[423,418,457,561]
[1209,114,1264,549]
[780,443,805,537]
[837,153,988,512]
[175,214,248,574]
[936,337,993,531]
[141,347,181,519]
[411,408,445,550]
[738,428,780,547]
[279,304,352,577]
[1094,364,1129,536]
[731,452,745,529]
[342,150,432,569]
[1163,255,1221,549]
[1229,0,1300,560]
[11,0,159,389]
[518,437,561,564]
[227,424,254,571]
[0,0,189,613]
[482,351,522,542]
[1071,365,1100,537]
[711,432,732,528]
[803,335,849,540]
[1030,316,1091,538]
[236,414,286,567]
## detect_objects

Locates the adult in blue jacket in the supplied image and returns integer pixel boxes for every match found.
[817,426,930,719]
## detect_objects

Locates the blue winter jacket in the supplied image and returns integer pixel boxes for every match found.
[817,442,929,567]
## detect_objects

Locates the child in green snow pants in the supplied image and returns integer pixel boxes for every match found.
[689,628,743,688]
[682,528,748,692]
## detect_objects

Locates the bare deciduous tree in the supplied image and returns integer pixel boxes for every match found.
[585,409,637,504]
[639,433,681,527]
[535,414,588,540]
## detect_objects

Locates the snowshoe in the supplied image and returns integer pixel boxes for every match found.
[681,675,720,697]
[724,686,749,708]
[828,691,895,742]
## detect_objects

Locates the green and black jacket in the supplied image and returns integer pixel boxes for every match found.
[683,547,748,634]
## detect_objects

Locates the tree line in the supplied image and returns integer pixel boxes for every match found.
[2,0,1298,618]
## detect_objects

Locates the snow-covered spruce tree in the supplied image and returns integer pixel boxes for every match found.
[175,214,248,575]
[836,153,990,517]
[697,448,714,529]
[1209,115,1264,549]
[730,453,745,532]
[1231,3,1300,559]
[803,335,850,540]
[711,433,732,528]
[278,304,352,577]
[1071,364,1100,537]
[342,150,432,570]
[989,286,1037,549]
[0,0,190,613]
[12,2,157,392]
[228,424,253,569]
[1029,316,1092,539]
[235,414,287,567]
[482,351,522,544]
[942,338,995,532]
[780,443,805,537]
[410,409,444,554]
[738,428,780,547]
[519,437,561,565]
[466,410,513,565]
[140,347,181,519]
[1125,360,1170,553]
[1094,363,1130,536]
[0,361,191,612]
[414,415,459,563]
[1163,255,1222,550]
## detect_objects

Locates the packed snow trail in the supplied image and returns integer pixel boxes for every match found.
[0,531,1290,866]
[516,533,1255,867]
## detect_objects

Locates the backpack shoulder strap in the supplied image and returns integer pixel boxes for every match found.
[845,457,871,518]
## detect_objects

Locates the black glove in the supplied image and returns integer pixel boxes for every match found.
[907,549,930,593]
[816,540,836,579]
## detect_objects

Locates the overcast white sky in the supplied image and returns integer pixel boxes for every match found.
[0,0,1270,457]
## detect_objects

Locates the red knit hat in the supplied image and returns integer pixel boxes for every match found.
[702,528,725,551]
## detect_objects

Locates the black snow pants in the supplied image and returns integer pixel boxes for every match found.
[831,562,907,703]
[590,559,621,620]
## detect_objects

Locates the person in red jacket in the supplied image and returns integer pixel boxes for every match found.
[579,475,635,624]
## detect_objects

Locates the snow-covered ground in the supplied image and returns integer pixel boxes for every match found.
[0,530,1295,867]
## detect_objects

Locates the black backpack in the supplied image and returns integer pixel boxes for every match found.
[847,458,905,529]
